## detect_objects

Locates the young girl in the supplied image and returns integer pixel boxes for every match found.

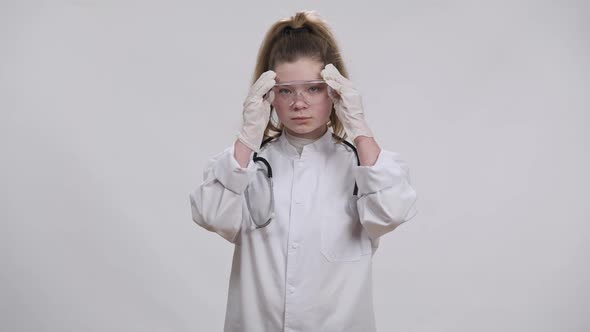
[190,10,417,332]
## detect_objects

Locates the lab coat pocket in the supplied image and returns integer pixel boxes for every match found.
[320,197,371,262]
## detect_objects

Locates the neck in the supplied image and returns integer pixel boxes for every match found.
[283,126,327,156]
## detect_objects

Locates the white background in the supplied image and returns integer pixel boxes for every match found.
[1,0,588,331]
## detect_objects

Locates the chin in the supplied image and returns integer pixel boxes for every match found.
[284,122,327,136]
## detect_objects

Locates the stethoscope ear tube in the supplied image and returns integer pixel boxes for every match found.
[340,137,360,196]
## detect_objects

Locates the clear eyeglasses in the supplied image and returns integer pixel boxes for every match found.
[272,79,329,106]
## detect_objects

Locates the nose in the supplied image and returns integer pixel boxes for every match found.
[289,91,308,108]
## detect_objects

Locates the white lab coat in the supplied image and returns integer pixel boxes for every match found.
[189,128,417,332]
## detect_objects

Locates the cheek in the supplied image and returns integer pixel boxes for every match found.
[317,100,333,120]
[273,106,290,123]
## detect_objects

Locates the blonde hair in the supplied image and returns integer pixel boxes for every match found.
[251,10,350,145]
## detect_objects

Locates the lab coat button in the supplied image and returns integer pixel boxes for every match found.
[291,243,298,249]
[289,286,295,294]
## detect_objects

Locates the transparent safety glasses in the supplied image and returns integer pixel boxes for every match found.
[272,79,329,106]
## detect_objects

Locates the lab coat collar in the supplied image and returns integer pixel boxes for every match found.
[277,126,335,160]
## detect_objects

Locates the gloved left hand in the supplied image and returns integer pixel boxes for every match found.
[320,63,373,143]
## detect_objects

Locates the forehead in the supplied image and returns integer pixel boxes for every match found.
[274,58,324,83]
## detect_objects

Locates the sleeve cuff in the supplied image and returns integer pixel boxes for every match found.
[212,145,256,194]
[352,149,410,196]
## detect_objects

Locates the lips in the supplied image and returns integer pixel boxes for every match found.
[292,117,311,120]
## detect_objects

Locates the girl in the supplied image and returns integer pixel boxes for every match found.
[190,10,417,332]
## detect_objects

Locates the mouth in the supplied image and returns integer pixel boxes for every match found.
[292,117,311,120]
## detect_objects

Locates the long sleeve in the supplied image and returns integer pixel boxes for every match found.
[353,149,418,240]
[189,144,257,243]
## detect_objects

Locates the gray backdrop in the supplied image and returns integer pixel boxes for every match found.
[1,0,588,331]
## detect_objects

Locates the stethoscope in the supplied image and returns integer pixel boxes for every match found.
[246,131,360,229]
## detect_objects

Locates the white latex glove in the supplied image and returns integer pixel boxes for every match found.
[320,63,373,143]
[237,70,276,153]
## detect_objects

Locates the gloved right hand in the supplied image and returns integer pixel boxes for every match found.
[237,70,276,153]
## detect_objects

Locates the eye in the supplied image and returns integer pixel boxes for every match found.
[308,85,323,93]
[278,88,292,95]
